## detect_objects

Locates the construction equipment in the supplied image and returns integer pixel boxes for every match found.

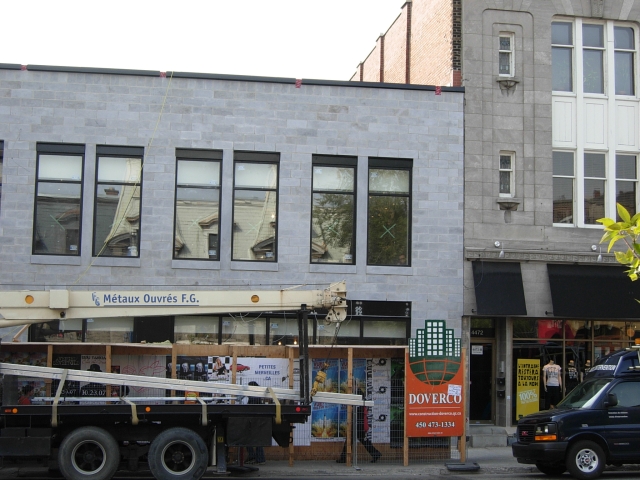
[0,281,370,480]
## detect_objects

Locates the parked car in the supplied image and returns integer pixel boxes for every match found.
[512,347,640,479]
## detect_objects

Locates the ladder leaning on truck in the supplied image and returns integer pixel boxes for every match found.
[0,281,371,480]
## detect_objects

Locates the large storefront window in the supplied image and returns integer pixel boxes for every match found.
[512,318,639,423]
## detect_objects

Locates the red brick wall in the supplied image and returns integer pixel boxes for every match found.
[410,0,454,86]
[383,8,408,83]
[361,38,382,82]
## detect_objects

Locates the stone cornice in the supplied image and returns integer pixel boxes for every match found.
[465,247,617,264]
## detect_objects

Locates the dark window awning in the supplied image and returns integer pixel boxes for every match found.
[547,264,640,319]
[472,261,527,315]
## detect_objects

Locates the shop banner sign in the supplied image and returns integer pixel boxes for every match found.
[516,359,540,419]
[406,320,464,437]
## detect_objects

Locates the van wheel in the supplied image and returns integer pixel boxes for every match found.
[536,462,566,476]
[148,427,208,480]
[58,427,119,480]
[566,440,605,480]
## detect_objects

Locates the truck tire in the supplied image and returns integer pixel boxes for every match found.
[58,427,119,480]
[535,462,566,476]
[566,440,606,480]
[148,427,208,480]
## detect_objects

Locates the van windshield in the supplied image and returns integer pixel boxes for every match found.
[556,378,611,409]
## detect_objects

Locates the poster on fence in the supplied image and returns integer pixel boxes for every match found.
[516,359,540,419]
[406,320,464,437]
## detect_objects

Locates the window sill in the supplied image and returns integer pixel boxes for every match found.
[172,259,221,270]
[366,265,412,276]
[229,261,278,272]
[31,255,82,266]
[90,256,141,267]
[310,263,357,274]
[496,197,521,211]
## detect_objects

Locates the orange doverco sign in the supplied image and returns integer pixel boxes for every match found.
[406,320,464,437]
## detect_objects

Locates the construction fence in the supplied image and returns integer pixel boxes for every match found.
[0,342,462,466]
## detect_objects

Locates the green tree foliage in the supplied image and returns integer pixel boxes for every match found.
[312,193,354,250]
[597,203,640,280]
[367,196,408,265]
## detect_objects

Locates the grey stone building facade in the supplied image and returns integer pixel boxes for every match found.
[0,66,464,347]
[351,0,640,441]
[462,0,640,435]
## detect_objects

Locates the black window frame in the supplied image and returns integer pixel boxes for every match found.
[310,155,357,264]
[93,145,144,258]
[32,142,85,256]
[367,157,413,267]
[231,151,280,262]
[173,148,223,261]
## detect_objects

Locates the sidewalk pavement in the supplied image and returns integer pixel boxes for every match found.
[233,446,535,477]
[0,446,534,478]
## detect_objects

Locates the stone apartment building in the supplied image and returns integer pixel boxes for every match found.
[0,66,464,348]
[352,0,640,441]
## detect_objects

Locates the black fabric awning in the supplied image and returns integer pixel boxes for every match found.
[547,264,640,319]
[472,261,527,315]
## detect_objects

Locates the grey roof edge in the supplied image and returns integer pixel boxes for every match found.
[0,62,464,92]
[25,65,161,77]
[169,71,464,92]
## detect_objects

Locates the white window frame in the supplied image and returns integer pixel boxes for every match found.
[498,151,515,197]
[553,18,640,227]
[499,33,515,77]
[552,150,576,226]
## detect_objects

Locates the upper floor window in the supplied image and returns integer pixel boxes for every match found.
[552,21,574,92]
[367,158,412,266]
[499,152,515,197]
[583,24,605,94]
[552,151,575,224]
[616,154,637,218]
[93,145,143,257]
[583,152,606,224]
[553,20,637,96]
[33,143,85,255]
[173,149,222,260]
[615,26,636,96]
[310,155,356,264]
[499,33,514,76]
[232,151,279,262]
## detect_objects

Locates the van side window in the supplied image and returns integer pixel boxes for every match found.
[609,382,640,407]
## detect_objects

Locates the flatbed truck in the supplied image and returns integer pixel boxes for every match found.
[0,282,369,480]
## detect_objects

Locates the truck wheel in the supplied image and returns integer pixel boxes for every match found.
[566,440,605,480]
[536,462,566,476]
[148,427,208,480]
[58,427,119,480]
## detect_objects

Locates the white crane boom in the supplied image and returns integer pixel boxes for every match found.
[0,281,347,327]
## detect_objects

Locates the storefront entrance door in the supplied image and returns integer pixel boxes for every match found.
[470,341,494,423]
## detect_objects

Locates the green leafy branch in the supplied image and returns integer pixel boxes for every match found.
[597,203,640,280]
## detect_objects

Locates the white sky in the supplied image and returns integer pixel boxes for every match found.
[2,0,405,81]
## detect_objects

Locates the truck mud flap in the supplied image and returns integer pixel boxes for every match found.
[227,417,272,446]
[272,421,292,447]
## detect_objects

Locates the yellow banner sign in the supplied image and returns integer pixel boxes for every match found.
[516,359,540,419]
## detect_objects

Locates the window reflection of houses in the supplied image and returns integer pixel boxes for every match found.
[96,184,141,257]
[94,151,143,257]
[33,146,84,256]
[173,152,222,260]
[232,155,279,262]
[233,190,276,261]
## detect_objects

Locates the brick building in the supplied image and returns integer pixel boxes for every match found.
[352,0,640,443]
